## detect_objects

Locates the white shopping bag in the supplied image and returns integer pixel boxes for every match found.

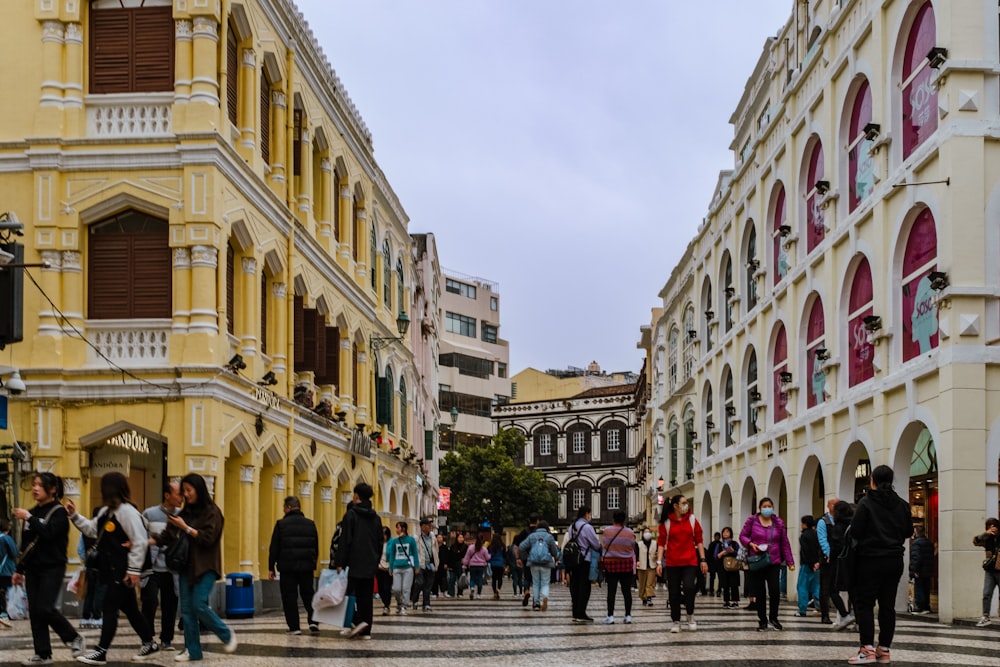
[312,567,348,610]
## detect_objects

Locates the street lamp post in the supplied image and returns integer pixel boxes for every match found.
[450,406,459,449]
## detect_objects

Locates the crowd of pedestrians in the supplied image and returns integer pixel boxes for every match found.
[1,465,956,666]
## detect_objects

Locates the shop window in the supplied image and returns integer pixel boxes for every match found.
[848,79,874,212]
[806,140,826,253]
[88,210,171,319]
[901,208,939,361]
[848,258,875,386]
[806,297,826,408]
[901,2,938,158]
[90,1,174,94]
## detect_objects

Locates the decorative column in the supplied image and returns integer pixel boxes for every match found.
[60,250,83,332]
[172,248,192,334]
[319,157,333,249]
[63,22,83,133]
[188,245,219,338]
[356,349,370,425]
[189,16,220,127]
[355,208,368,282]
[338,338,352,415]
[269,91,287,188]
[239,48,256,153]
[239,465,258,573]
[173,19,193,130]
[37,252,62,337]
[271,282,288,378]
[338,183,351,264]
[241,257,258,359]
[36,20,65,134]
[297,126,313,223]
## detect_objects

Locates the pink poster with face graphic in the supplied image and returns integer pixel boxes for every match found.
[902,209,938,361]
[807,298,826,408]
[902,3,938,158]
[807,142,825,253]
[849,260,875,386]
[773,326,788,422]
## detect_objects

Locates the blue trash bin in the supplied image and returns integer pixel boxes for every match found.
[225,573,254,619]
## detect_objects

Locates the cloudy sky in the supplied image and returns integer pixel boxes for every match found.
[293,1,793,375]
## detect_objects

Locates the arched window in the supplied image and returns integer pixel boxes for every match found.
[772,184,788,285]
[668,419,679,485]
[704,386,714,456]
[382,240,392,308]
[534,426,557,461]
[806,140,826,252]
[668,328,679,391]
[747,350,759,437]
[723,258,734,332]
[332,168,341,240]
[848,258,875,386]
[399,377,407,440]
[88,210,171,319]
[352,195,361,262]
[723,369,734,447]
[683,407,695,480]
[567,423,591,465]
[683,306,696,381]
[902,2,938,158]
[703,279,713,352]
[384,366,395,431]
[746,223,759,309]
[368,221,376,289]
[902,208,939,361]
[848,79,874,212]
[807,297,826,408]
[773,325,789,423]
[396,258,405,316]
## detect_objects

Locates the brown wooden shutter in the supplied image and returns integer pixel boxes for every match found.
[260,77,271,164]
[130,232,171,318]
[226,25,238,126]
[293,295,305,367]
[325,327,340,387]
[302,308,318,372]
[314,313,327,379]
[226,244,235,335]
[90,9,132,94]
[132,7,174,92]
[260,273,267,355]
[88,234,131,318]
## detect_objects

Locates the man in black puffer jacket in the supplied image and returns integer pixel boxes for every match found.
[268,496,319,634]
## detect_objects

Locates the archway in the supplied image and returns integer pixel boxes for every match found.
[799,455,826,518]
[700,489,714,539]
[839,440,872,503]
[719,485,734,533]
[740,476,758,526]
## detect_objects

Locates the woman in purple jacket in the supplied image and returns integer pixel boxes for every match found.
[740,497,795,631]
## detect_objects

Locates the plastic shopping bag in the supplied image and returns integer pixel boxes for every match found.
[312,567,348,611]
[457,572,468,594]
[7,584,28,620]
[66,569,83,597]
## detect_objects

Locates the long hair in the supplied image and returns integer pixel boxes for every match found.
[34,472,64,502]
[181,473,213,510]
[382,526,392,542]
[474,534,485,552]
[871,464,894,491]
[659,495,685,524]
[100,471,131,507]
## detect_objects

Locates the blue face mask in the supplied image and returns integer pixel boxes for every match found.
[760,507,774,518]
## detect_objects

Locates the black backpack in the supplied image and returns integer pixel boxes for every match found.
[562,523,583,567]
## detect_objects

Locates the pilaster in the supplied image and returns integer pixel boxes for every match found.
[36,20,64,134]
[188,16,221,127]
[63,22,83,133]
[188,244,219,340]
[240,256,258,361]
[318,157,333,251]
[238,48,256,156]
[271,281,288,379]
[297,126,313,226]
[172,20,193,129]
[269,91,287,193]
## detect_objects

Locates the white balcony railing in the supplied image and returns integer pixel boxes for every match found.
[86,94,173,138]
[86,319,171,366]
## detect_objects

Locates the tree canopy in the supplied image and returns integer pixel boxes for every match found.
[439,428,556,531]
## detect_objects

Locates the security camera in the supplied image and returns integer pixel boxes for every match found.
[3,369,26,395]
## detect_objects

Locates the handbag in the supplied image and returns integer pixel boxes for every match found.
[722,555,741,572]
[165,532,191,573]
[747,552,770,571]
[984,551,1000,571]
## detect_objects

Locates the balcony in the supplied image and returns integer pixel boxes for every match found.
[86,94,173,138]
[87,319,170,366]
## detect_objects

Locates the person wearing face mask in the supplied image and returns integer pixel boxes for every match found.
[636,527,658,607]
[740,498,795,632]
[714,526,741,609]
[655,495,708,633]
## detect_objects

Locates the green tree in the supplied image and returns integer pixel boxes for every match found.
[440,428,556,531]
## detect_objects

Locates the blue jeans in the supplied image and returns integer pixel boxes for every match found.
[529,565,550,605]
[510,565,523,594]
[797,566,820,613]
[468,566,486,595]
[179,572,232,660]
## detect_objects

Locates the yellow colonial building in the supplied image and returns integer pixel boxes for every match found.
[646,0,1000,622]
[0,0,426,583]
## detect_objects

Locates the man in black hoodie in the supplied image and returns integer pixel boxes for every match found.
[268,496,319,634]
[847,465,911,665]
[333,482,382,639]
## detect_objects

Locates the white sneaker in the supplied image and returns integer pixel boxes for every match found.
[977,615,992,627]
[174,650,190,663]
[670,622,681,633]
[836,613,855,631]
[623,615,632,624]
[687,614,697,631]
[223,631,237,654]
[602,615,615,625]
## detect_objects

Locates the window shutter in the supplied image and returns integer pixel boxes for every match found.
[226,25,238,126]
[90,9,132,94]
[293,295,304,367]
[260,273,267,355]
[88,234,131,318]
[376,376,391,425]
[132,7,174,92]
[226,244,235,335]
[424,430,434,460]
[321,326,340,386]
[314,312,327,379]
[130,232,171,318]
[260,77,271,164]
[302,308,318,373]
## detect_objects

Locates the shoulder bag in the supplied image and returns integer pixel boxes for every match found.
[746,523,773,572]
[165,529,191,573]
[16,503,63,569]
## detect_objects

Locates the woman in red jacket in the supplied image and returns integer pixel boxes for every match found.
[655,495,708,633]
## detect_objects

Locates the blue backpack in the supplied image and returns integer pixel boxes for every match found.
[528,532,554,565]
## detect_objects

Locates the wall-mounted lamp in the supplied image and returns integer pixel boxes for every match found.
[928,270,949,291]
[749,389,762,402]
[255,413,265,436]
[863,315,883,332]
[863,123,881,142]
[226,354,246,373]
[258,370,277,386]
[705,310,715,321]
[747,258,760,271]
[927,46,948,69]
[370,311,411,351]
[705,419,715,430]
[450,406,459,426]
[778,224,791,237]
[687,329,697,340]
[779,371,793,384]
[725,405,736,417]
[814,180,831,196]
[0,369,26,395]
[724,286,735,298]
[334,410,347,423]
[815,347,830,361]
[686,430,697,441]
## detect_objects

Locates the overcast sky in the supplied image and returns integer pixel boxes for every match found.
[293,1,793,375]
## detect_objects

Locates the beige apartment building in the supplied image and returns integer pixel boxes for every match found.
[646,0,1000,622]
[438,269,510,449]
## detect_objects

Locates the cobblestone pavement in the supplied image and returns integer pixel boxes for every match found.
[1,585,996,666]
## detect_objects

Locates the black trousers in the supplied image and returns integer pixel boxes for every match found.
[140,571,178,645]
[375,569,392,610]
[99,579,153,650]
[749,563,781,625]
[720,569,741,603]
[279,570,315,631]
[854,556,904,648]
[820,561,849,617]
[604,571,633,616]
[346,576,373,636]
[569,561,592,619]
[26,565,77,658]
[665,565,698,621]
